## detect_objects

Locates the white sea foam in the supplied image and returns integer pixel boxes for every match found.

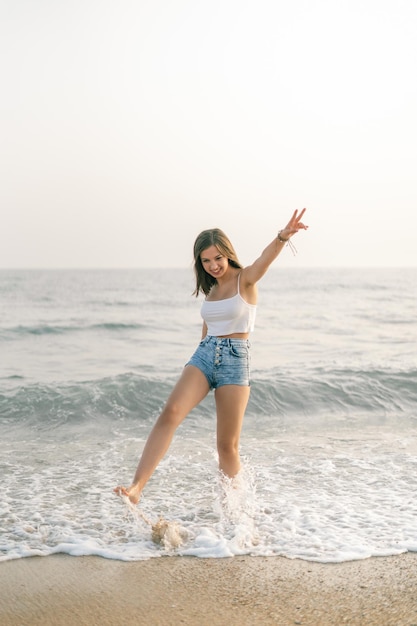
[1,431,416,563]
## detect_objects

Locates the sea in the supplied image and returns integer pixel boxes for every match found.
[0,267,416,563]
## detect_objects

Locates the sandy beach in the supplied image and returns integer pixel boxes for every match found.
[0,553,416,626]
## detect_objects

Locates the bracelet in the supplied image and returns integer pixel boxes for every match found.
[277,230,298,256]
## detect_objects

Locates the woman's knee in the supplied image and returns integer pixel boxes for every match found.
[217,438,239,458]
[158,400,186,428]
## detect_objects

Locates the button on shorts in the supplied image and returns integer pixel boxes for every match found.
[185,335,251,389]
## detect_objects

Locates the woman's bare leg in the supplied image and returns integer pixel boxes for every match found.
[114,365,210,504]
[214,385,250,477]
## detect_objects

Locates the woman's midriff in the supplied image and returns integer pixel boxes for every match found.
[213,333,250,339]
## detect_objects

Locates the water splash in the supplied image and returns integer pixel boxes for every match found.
[214,465,261,553]
[121,496,189,550]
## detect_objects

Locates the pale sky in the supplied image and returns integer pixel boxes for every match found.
[2,0,416,268]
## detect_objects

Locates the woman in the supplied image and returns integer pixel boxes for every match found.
[114,208,308,504]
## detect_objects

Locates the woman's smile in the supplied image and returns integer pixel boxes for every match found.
[200,245,229,278]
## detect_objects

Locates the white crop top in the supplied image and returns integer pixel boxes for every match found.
[200,274,257,336]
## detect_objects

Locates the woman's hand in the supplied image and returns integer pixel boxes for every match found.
[279,208,308,240]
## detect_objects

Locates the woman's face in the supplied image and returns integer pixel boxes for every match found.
[200,245,229,279]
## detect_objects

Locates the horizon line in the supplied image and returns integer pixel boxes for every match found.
[0,265,416,271]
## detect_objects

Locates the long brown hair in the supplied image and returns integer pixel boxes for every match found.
[193,228,243,296]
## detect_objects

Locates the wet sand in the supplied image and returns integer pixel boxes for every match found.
[0,553,416,625]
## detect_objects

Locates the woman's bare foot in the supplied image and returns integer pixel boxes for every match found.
[113,484,141,505]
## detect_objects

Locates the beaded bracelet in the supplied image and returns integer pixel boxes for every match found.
[277,230,297,256]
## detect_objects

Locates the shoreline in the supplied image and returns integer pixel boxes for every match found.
[0,553,416,625]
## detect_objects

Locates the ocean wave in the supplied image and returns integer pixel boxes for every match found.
[0,322,145,338]
[91,322,144,332]
[1,366,416,432]
[251,366,417,419]
[0,374,171,432]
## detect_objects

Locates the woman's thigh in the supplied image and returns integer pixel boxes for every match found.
[161,364,210,426]
[214,384,250,445]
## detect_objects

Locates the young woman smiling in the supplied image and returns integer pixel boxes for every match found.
[114,209,308,504]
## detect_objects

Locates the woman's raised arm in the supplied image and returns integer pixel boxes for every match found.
[242,209,308,287]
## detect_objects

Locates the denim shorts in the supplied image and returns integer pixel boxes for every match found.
[185,335,251,389]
